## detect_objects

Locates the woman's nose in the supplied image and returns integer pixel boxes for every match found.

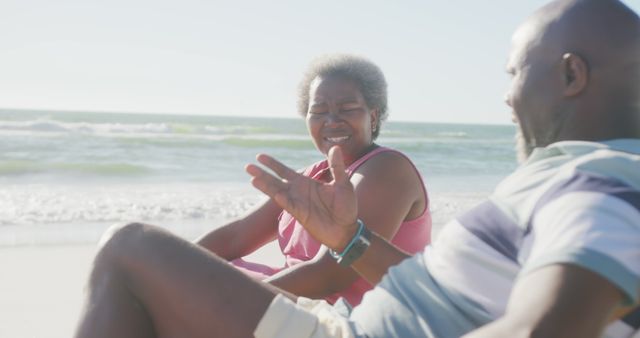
[324,110,342,125]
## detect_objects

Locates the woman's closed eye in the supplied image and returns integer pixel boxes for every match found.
[309,109,328,116]
[340,104,362,113]
[308,103,329,115]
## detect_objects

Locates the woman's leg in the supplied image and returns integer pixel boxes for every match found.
[231,257,282,280]
[74,222,278,338]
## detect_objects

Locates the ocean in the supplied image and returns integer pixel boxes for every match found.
[0,109,518,246]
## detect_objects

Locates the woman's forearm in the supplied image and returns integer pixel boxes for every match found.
[196,222,243,260]
[196,199,282,260]
[265,255,359,299]
[349,232,411,285]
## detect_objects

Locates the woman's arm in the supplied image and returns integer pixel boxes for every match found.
[196,198,281,261]
[265,151,426,297]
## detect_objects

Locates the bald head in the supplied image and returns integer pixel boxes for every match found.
[527,0,640,83]
[506,0,640,155]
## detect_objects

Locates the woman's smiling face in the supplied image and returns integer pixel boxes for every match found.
[305,75,378,165]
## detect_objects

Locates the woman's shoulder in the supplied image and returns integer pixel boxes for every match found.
[349,148,426,203]
[351,147,421,178]
[352,147,430,233]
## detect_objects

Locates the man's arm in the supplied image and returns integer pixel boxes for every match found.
[464,264,625,338]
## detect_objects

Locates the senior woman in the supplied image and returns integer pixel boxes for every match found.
[197,54,432,306]
[74,54,431,338]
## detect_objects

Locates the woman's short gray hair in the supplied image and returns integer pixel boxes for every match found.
[297,54,388,139]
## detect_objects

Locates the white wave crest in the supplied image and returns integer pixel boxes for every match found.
[0,118,174,136]
[0,183,264,226]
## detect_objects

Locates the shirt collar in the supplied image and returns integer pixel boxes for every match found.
[526,138,640,164]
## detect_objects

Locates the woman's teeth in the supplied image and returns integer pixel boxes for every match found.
[326,136,350,143]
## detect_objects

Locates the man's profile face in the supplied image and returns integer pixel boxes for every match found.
[505,21,564,163]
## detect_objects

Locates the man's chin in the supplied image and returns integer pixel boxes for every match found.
[515,131,534,164]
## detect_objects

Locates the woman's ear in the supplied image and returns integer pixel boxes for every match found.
[562,53,589,97]
[370,109,379,133]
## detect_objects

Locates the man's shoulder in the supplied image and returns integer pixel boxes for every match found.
[490,139,640,227]
[502,140,640,190]
[570,141,640,190]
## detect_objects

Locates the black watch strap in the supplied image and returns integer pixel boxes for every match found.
[337,226,372,267]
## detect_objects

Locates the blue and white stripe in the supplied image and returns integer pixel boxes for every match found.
[422,139,640,337]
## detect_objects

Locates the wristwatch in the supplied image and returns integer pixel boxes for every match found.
[330,219,372,267]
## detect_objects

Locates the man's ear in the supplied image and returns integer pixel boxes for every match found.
[562,53,589,97]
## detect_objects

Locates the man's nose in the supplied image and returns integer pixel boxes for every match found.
[503,92,512,107]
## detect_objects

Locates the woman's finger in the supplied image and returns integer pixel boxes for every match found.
[327,146,348,184]
[245,164,287,198]
[255,154,299,181]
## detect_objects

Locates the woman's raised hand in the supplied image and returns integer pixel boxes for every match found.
[245,146,359,251]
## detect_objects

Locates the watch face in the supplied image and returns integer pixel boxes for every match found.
[338,228,371,267]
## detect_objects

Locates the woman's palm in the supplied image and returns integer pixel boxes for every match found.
[246,147,358,249]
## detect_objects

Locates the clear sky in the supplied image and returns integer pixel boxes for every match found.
[1,0,639,124]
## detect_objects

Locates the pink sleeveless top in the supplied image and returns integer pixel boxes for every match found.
[277,146,432,306]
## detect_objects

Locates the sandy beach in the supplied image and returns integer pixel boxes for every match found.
[0,245,95,338]
[0,185,469,338]
[0,219,458,338]
[0,166,483,338]
[0,240,284,338]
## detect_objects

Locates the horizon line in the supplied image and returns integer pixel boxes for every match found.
[0,106,513,127]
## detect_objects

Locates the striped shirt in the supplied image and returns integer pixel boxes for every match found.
[256,139,640,338]
[412,139,640,337]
